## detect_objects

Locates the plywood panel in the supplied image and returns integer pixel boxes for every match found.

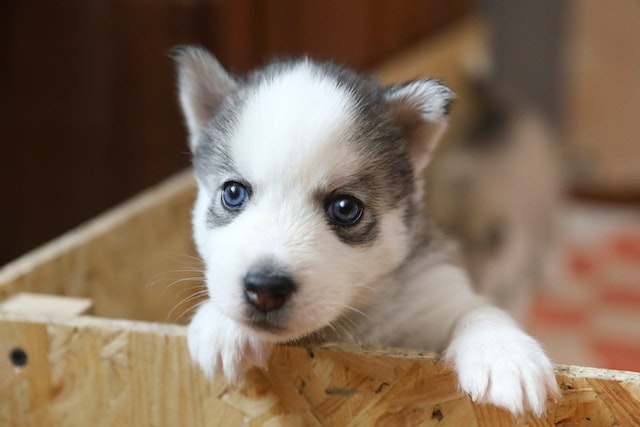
[0,171,197,323]
[1,314,639,426]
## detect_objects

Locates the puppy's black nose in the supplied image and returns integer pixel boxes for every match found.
[244,269,295,312]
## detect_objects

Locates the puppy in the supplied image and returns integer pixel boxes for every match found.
[172,46,559,416]
[428,80,562,318]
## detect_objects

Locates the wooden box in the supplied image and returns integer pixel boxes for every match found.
[2,170,640,426]
[3,17,640,427]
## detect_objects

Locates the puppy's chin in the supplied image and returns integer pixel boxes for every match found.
[240,310,290,336]
[243,318,285,334]
[238,319,309,343]
[228,303,335,344]
[210,302,302,343]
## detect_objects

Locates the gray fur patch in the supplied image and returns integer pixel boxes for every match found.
[193,90,250,228]
[324,64,416,245]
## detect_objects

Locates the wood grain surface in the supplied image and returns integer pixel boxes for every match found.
[1,314,639,426]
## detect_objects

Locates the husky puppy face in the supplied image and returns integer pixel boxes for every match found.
[174,47,452,343]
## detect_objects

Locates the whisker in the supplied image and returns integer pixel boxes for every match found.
[176,277,205,289]
[159,251,205,265]
[160,276,206,297]
[147,269,205,289]
[334,311,357,330]
[175,298,209,321]
[332,318,357,343]
[326,322,342,339]
[166,289,209,322]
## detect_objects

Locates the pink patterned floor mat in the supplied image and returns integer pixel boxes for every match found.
[526,202,640,372]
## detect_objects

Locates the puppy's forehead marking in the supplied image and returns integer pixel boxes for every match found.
[233,62,359,185]
[195,59,417,239]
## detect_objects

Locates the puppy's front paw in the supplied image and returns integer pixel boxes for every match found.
[187,301,271,382]
[444,307,559,416]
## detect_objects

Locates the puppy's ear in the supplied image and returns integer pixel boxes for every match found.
[171,45,238,151]
[385,79,454,173]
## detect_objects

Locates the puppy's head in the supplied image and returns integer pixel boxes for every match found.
[173,46,452,342]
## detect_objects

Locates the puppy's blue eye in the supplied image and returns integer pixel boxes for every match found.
[222,182,249,210]
[327,196,363,226]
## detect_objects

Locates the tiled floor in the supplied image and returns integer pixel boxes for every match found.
[526,202,640,372]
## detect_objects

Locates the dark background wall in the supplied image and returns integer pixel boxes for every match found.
[479,0,567,127]
[0,0,472,266]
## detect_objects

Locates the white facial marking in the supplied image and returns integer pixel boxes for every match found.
[194,63,410,341]
[235,62,359,189]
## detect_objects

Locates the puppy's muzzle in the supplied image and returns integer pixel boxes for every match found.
[244,267,296,312]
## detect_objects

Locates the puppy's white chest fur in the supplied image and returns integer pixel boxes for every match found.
[173,46,559,416]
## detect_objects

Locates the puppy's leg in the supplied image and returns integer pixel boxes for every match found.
[370,262,559,416]
[188,301,272,382]
[444,304,559,416]
[423,265,560,416]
